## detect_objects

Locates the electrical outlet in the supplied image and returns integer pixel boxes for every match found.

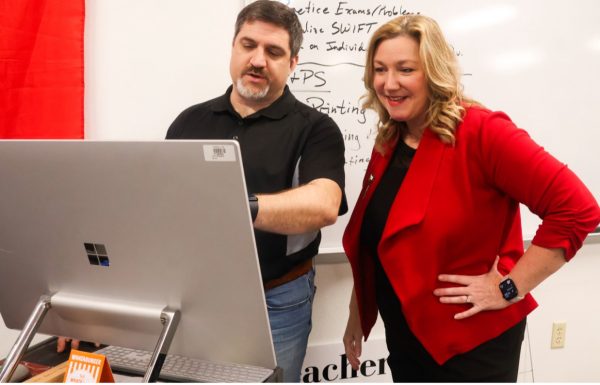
[551,322,567,349]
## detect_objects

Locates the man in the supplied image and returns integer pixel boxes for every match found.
[165,1,346,381]
[58,1,345,380]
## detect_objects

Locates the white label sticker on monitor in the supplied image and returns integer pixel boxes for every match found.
[203,144,236,162]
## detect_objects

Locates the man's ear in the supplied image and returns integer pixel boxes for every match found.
[290,55,299,72]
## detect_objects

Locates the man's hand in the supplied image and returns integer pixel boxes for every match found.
[56,337,100,353]
[56,337,79,353]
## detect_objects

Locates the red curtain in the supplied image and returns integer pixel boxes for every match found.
[0,0,85,138]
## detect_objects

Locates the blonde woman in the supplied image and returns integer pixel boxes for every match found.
[342,15,600,382]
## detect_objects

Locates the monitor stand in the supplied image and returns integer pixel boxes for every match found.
[0,293,180,383]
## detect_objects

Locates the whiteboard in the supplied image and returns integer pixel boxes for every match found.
[84,1,600,253]
[84,0,242,140]
[279,0,600,252]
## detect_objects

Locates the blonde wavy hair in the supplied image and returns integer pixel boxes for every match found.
[363,15,478,154]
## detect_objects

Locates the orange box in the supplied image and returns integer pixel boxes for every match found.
[63,350,114,383]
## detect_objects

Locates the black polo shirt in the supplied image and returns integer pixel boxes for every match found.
[166,85,347,282]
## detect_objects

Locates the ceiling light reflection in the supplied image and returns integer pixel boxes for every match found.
[491,51,542,72]
[587,37,600,52]
[447,5,517,33]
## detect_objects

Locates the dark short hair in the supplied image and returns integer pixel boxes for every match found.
[234,0,303,57]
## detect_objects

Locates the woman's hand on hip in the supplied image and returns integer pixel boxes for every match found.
[433,256,509,319]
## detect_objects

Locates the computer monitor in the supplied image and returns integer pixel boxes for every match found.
[0,140,276,370]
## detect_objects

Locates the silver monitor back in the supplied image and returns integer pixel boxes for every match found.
[0,140,276,369]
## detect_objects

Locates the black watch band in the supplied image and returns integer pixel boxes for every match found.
[248,194,259,223]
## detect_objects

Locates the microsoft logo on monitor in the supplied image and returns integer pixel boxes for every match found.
[84,243,110,267]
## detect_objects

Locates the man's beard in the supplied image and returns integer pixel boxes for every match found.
[236,78,270,100]
[235,66,270,101]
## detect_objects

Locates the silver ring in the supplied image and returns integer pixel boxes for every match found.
[466,295,472,303]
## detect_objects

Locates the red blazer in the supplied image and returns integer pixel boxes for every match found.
[343,106,600,364]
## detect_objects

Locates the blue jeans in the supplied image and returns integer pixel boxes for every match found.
[265,268,315,383]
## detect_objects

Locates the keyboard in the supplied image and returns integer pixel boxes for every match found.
[96,345,274,382]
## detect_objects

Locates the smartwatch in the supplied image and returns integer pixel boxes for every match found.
[248,194,259,222]
[499,276,524,303]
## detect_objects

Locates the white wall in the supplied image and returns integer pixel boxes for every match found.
[526,238,600,381]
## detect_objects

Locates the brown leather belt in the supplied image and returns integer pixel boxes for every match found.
[264,258,313,291]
